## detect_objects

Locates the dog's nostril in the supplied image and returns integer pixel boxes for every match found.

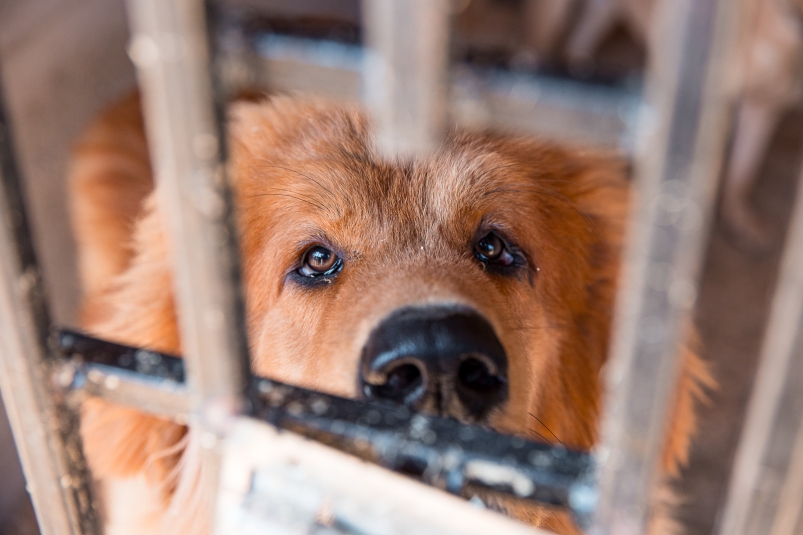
[456,356,506,415]
[373,363,424,403]
[458,356,501,392]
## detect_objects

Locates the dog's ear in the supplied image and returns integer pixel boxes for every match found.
[545,150,715,480]
[561,153,631,369]
[562,156,715,477]
[527,146,630,371]
[68,91,154,320]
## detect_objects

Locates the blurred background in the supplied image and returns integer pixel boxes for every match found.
[0,0,800,533]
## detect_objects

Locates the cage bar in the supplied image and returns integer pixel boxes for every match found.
[124,0,251,528]
[715,164,803,535]
[362,0,450,158]
[591,0,748,533]
[216,418,556,535]
[1,0,792,533]
[0,83,100,534]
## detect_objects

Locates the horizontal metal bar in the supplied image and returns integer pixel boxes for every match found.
[56,329,596,528]
[0,76,100,535]
[247,33,638,151]
[451,67,638,152]
[251,378,596,527]
[59,362,190,423]
[56,330,190,420]
[59,330,185,382]
[217,417,557,535]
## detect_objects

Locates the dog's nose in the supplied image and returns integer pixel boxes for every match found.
[359,306,508,422]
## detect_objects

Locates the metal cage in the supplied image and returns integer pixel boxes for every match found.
[0,0,802,534]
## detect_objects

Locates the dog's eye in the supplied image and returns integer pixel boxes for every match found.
[299,246,341,277]
[474,232,515,266]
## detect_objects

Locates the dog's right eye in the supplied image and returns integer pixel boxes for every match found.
[474,232,515,267]
[298,246,342,278]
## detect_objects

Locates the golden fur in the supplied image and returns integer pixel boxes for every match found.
[70,92,712,534]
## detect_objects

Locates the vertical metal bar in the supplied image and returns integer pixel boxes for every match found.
[0,80,100,533]
[591,0,748,533]
[772,418,803,535]
[125,0,250,528]
[715,168,803,535]
[362,0,450,158]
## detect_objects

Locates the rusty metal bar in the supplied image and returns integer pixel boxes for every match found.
[715,165,803,535]
[362,0,451,158]
[59,361,190,423]
[56,328,595,527]
[124,0,250,529]
[217,418,556,535]
[0,82,100,534]
[591,0,748,533]
[57,330,189,421]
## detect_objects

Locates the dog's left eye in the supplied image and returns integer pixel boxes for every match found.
[474,232,515,267]
[298,246,342,278]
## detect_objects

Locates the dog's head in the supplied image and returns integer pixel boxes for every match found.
[230,97,627,449]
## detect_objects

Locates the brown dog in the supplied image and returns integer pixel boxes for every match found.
[69,92,711,534]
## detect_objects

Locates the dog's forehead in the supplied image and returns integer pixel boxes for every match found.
[232,99,551,250]
[267,141,516,242]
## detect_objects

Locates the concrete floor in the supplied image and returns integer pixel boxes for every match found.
[0,1,800,534]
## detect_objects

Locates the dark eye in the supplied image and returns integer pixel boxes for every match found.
[474,232,515,267]
[298,246,341,278]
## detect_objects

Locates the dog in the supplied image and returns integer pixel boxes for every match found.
[69,92,711,534]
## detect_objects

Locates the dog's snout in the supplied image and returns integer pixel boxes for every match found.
[360,306,508,422]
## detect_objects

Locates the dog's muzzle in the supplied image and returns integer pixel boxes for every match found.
[359,305,508,422]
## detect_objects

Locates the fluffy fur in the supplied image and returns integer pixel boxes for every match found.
[70,92,712,534]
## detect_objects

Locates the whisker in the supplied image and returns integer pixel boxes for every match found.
[529,429,556,447]
[510,325,565,333]
[246,192,326,211]
[554,515,570,534]
[249,164,335,198]
[528,412,566,448]
[473,162,521,184]
[511,318,571,332]
[270,187,331,211]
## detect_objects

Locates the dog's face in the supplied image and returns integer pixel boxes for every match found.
[230,98,627,449]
